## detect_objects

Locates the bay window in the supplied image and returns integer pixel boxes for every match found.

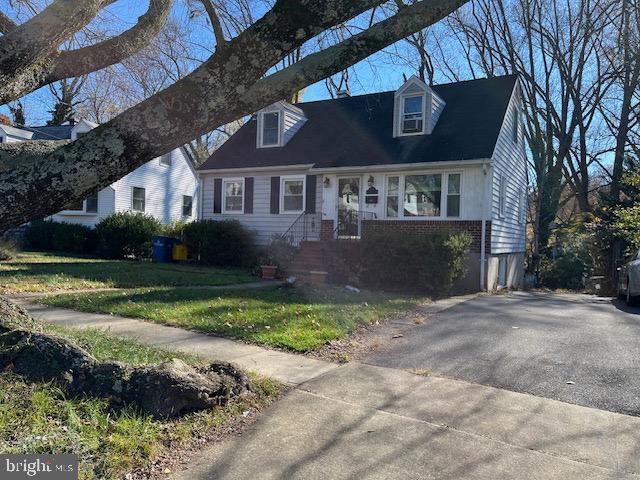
[223,179,244,213]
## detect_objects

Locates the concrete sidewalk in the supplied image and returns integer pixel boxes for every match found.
[173,363,640,480]
[13,300,338,385]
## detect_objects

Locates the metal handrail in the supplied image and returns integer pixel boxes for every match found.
[282,212,322,246]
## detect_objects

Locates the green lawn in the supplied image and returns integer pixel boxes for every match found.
[0,251,254,293]
[0,324,280,480]
[42,285,429,352]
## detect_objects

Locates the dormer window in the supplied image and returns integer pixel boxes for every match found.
[262,112,280,147]
[402,95,425,134]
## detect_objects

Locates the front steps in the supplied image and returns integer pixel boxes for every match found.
[289,241,328,284]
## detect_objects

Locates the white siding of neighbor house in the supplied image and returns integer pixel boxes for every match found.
[112,148,199,225]
[49,187,115,227]
[490,83,528,255]
[201,169,322,245]
[320,165,488,223]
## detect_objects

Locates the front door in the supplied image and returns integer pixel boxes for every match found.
[337,177,360,238]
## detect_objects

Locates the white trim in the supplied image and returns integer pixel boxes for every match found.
[280,175,306,214]
[310,158,491,173]
[131,186,146,212]
[182,194,194,218]
[199,163,314,175]
[222,177,245,214]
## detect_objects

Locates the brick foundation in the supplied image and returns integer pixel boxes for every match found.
[361,220,491,253]
[320,220,335,241]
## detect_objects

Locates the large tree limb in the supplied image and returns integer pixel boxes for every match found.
[0,12,17,34]
[0,0,466,232]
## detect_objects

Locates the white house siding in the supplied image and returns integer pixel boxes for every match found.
[431,92,446,132]
[282,110,306,145]
[319,165,488,223]
[49,187,115,227]
[113,148,199,224]
[490,83,528,255]
[201,169,323,245]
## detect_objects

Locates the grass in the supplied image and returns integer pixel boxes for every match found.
[0,251,254,293]
[0,324,281,480]
[42,285,429,352]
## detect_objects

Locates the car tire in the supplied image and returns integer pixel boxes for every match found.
[627,279,639,307]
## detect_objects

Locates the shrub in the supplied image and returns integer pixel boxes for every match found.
[183,220,255,267]
[539,233,593,290]
[358,230,472,294]
[96,212,162,259]
[24,220,97,254]
[0,241,17,261]
[162,220,188,239]
[257,235,298,276]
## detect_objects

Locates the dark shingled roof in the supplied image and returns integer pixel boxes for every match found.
[27,125,74,140]
[199,75,518,171]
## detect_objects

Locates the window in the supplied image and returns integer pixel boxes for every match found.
[386,176,399,217]
[160,153,172,166]
[281,177,305,213]
[447,174,461,217]
[262,112,280,146]
[404,174,441,217]
[513,106,520,144]
[132,187,146,212]
[223,179,244,213]
[86,193,98,213]
[499,175,507,218]
[182,195,193,217]
[402,95,424,134]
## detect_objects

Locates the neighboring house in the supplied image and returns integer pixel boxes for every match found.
[0,119,199,227]
[198,75,528,291]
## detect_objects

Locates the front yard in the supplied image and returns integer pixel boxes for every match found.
[0,323,280,480]
[0,252,254,293]
[42,285,429,352]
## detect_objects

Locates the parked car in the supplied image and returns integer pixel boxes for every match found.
[618,250,640,306]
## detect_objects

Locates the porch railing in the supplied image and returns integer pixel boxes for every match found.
[282,212,322,246]
[335,210,377,238]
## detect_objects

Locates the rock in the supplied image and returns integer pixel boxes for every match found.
[0,298,250,419]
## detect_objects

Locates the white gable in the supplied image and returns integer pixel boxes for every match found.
[71,118,98,140]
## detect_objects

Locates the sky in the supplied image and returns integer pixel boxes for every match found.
[0,1,418,126]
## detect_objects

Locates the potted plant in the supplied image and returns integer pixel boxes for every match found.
[259,251,278,280]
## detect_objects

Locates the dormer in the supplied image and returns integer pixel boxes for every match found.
[256,101,306,148]
[71,118,98,140]
[393,76,445,137]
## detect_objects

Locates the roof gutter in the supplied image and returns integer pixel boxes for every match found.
[310,158,492,174]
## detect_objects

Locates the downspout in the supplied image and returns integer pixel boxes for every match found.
[480,162,489,291]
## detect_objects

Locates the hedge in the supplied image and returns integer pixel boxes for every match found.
[358,230,472,294]
[96,212,162,259]
[24,220,98,255]
[183,220,255,267]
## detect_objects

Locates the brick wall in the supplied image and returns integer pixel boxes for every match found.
[361,220,491,253]
[320,220,335,241]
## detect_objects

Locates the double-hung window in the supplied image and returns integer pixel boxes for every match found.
[447,174,461,217]
[281,177,305,213]
[85,193,98,213]
[160,153,172,166]
[386,176,400,217]
[223,179,244,213]
[183,195,193,217]
[132,187,146,212]
[401,95,424,134]
[404,174,441,217]
[262,112,280,147]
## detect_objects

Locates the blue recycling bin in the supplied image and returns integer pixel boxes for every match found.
[152,236,176,263]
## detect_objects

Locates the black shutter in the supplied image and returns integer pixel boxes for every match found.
[213,178,222,214]
[305,175,317,213]
[244,177,254,214]
[270,176,280,214]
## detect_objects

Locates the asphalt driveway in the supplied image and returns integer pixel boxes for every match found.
[366,292,640,416]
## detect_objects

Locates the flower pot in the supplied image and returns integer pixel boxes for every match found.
[261,265,278,280]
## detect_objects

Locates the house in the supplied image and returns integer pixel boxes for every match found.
[198,75,528,291]
[0,119,199,227]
